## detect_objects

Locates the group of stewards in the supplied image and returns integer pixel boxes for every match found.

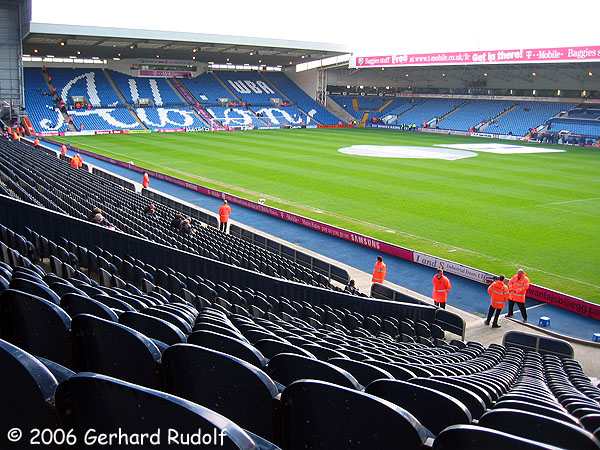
[371,256,530,328]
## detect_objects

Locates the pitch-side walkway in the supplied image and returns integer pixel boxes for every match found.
[42,141,600,348]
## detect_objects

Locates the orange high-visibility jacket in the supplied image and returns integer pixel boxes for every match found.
[488,280,509,309]
[372,261,387,283]
[219,204,232,222]
[60,145,67,156]
[509,273,530,303]
[142,173,150,189]
[34,138,40,147]
[77,156,84,168]
[432,275,452,303]
[70,156,79,169]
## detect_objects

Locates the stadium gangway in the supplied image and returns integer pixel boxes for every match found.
[371,282,466,340]
[0,193,436,323]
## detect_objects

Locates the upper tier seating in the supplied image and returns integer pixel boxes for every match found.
[437,100,513,131]
[0,199,599,449]
[329,95,361,119]
[486,102,575,136]
[108,71,181,107]
[23,68,69,133]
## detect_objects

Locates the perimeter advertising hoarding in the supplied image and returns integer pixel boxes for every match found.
[352,45,600,68]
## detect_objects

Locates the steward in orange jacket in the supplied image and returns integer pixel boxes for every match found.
[33,137,40,147]
[371,256,387,284]
[485,275,509,328]
[507,269,530,322]
[218,200,232,233]
[432,269,452,309]
[142,172,150,189]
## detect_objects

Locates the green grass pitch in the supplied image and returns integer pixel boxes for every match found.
[56,128,600,303]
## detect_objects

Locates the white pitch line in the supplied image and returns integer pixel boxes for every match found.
[543,197,600,206]
[526,303,547,311]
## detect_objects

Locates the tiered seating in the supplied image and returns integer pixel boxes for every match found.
[438,100,513,131]
[48,68,122,107]
[215,72,281,105]
[0,139,334,288]
[262,72,340,125]
[486,102,574,136]
[547,119,600,137]
[206,106,268,128]
[328,94,360,119]
[566,108,600,120]
[0,221,598,449]
[389,99,463,126]
[133,107,207,130]
[23,68,69,132]
[180,73,233,105]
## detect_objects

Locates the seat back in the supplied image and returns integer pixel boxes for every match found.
[162,343,279,440]
[280,380,431,450]
[267,353,361,389]
[187,330,267,368]
[328,357,395,387]
[478,408,600,450]
[61,293,119,321]
[366,379,471,434]
[55,373,259,449]
[119,311,186,345]
[0,289,72,366]
[71,314,161,388]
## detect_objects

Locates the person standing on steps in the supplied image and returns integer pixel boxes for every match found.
[486,275,509,328]
[432,269,452,309]
[371,256,387,284]
[218,200,232,233]
[507,269,530,322]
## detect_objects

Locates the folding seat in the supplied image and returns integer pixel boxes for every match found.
[280,380,431,450]
[119,311,186,345]
[254,339,316,360]
[61,293,119,322]
[580,415,600,433]
[0,273,8,290]
[49,282,87,298]
[37,356,76,383]
[92,294,137,312]
[431,377,494,408]
[0,289,71,366]
[149,306,193,331]
[193,321,246,341]
[366,379,471,434]
[267,353,361,389]
[432,424,560,450]
[327,357,395,386]
[9,277,60,305]
[188,330,267,368]
[163,343,280,440]
[71,314,162,389]
[493,400,578,425]
[408,378,486,420]
[0,339,60,430]
[55,373,263,450]
[478,408,600,450]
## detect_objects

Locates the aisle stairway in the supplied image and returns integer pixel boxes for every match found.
[168,78,224,130]
[103,69,148,129]
[42,68,77,132]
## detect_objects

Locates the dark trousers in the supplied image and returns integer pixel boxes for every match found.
[486,306,501,325]
[508,301,528,321]
[434,301,446,309]
[219,221,228,232]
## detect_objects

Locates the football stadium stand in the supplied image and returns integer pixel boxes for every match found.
[436,100,514,131]
[1,143,599,448]
[23,69,340,131]
[23,68,69,133]
[486,102,574,136]
[547,119,600,138]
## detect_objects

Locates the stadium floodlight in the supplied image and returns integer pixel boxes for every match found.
[442,73,446,77]
[60,41,66,46]
[346,85,350,89]
[405,73,409,77]
[484,73,488,76]
[193,48,198,53]
[192,56,196,60]
[532,72,536,76]
[77,50,81,55]
[386,86,390,89]
[381,67,385,71]
[33,49,38,53]
[249,51,254,56]
[589,71,593,76]
[258,59,262,63]
[156,55,160,58]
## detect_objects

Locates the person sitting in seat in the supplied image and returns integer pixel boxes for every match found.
[91,212,115,230]
[179,218,193,235]
[344,279,360,295]
[144,203,156,216]
[170,213,184,230]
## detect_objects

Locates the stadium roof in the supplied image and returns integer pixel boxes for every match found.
[23,22,350,67]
